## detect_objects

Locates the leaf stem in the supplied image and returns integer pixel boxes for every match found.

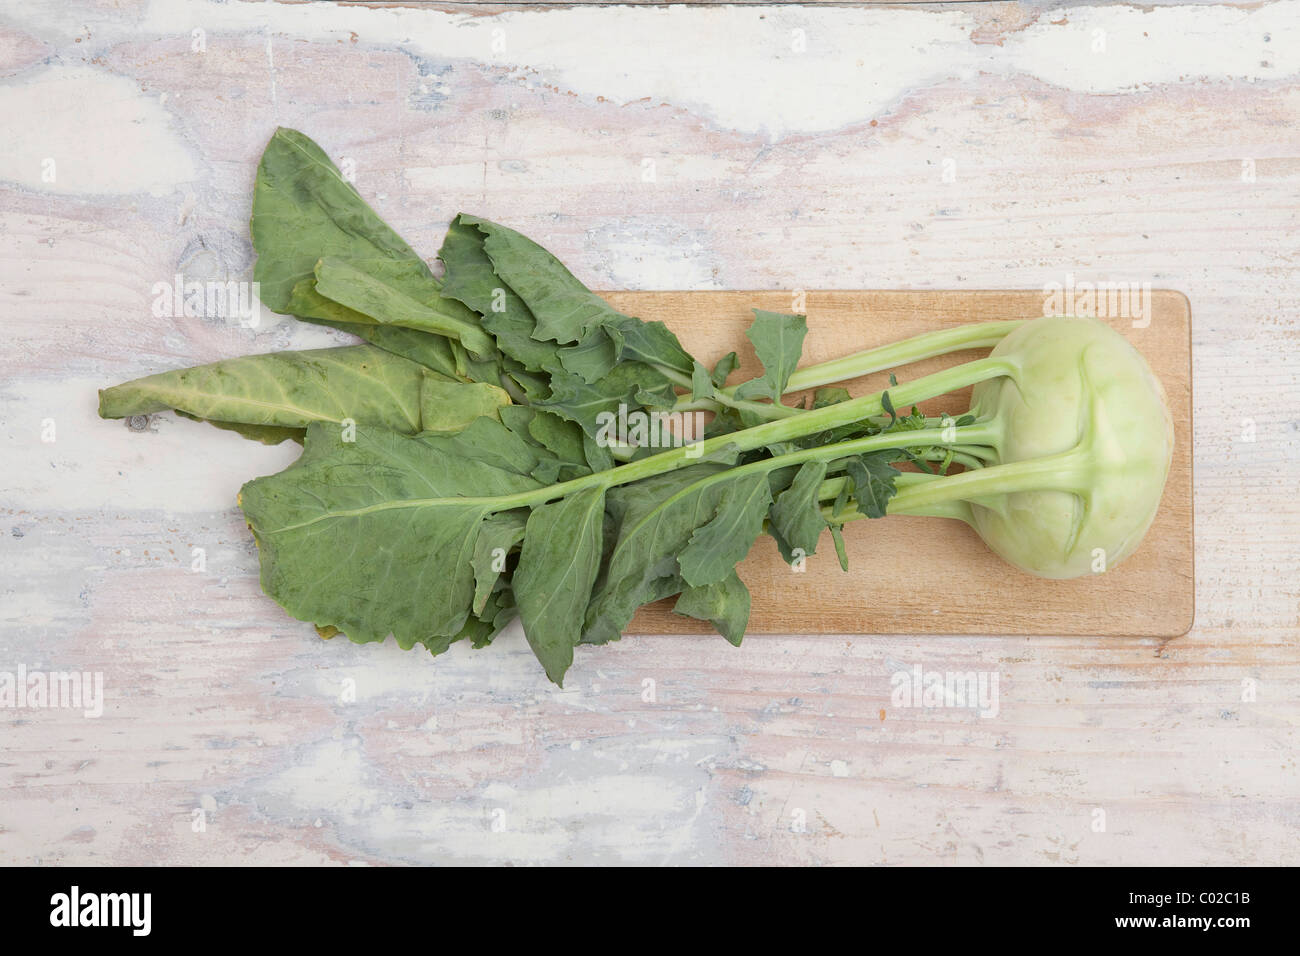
[728,319,1024,398]
[523,358,1014,507]
[655,365,800,420]
[881,449,1089,517]
[271,357,1018,533]
[663,320,1022,424]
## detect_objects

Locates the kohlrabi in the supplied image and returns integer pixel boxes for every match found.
[817,315,1175,578]
[595,313,1174,581]
[103,127,1177,684]
[547,312,1175,582]
[231,310,1175,682]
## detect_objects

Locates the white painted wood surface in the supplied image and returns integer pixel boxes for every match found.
[1,0,1297,866]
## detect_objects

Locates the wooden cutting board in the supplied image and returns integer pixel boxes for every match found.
[598,290,1194,639]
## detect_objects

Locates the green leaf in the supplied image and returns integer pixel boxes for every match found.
[438,216,562,372]
[496,404,545,444]
[428,416,542,477]
[733,310,808,404]
[99,345,447,436]
[472,511,526,615]
[526,408,592,481]
[497,405,592,483]
[770,460,829,558]
[829,523,850,572]
[323,322,463,380]
[239,422,545,648]
[281,275,464,380]
[630,371,681,410]
[246,136,493,383]
[438,213,700,439]
[583,462,737,645]
[313,257,496,358]
[673,571,751,647]
[419,583,517,656]
[462,214,624,345]
[582,432,615,474]
[843,452,901,519]
[813,386,852,408]
[173,413,304,446]
[581,575,686,647]
[690,361,715,402]
[604,315,695,377]
[512,486,606,685]
[539,361,677,438]
[710,352,740,388]
[501,368,542,400]
[452,215,697,373]
[678,471,773,588]
[419,377,510,435]
[283,268,407,324]
[556,328,619,383]
[484,588,519,646]
[251,127,433,314]
[443,586,517,654]
[880,388,897,427]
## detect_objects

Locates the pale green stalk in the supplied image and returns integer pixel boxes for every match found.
[481,357,1015,511]
[724,320,1023,398]
[658,319,1023,424]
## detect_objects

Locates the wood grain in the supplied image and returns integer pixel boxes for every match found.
[607,290,1194,637]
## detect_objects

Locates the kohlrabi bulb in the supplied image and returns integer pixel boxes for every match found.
[967,316,1174,579]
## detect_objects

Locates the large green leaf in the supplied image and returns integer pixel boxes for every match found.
[512,486,606,684]
[556,328,619,383]
[437,213,699,440]
[250,127,433,314]
[770,460,829,558]
[462,214,623,345]
[426,416,543,477]
[438,216,561,373]
[99,345,453,437]
[580,573,688,647]
[466,214,695,373]
[498,405,594,483]
[538,361,676,438]
[604,316,695,377]
[239,422,545,648]
[418,377,510,435]
[582,463,733,645]
[314,257,495,358]
[677,471,772,588]
[282,276,463,380]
